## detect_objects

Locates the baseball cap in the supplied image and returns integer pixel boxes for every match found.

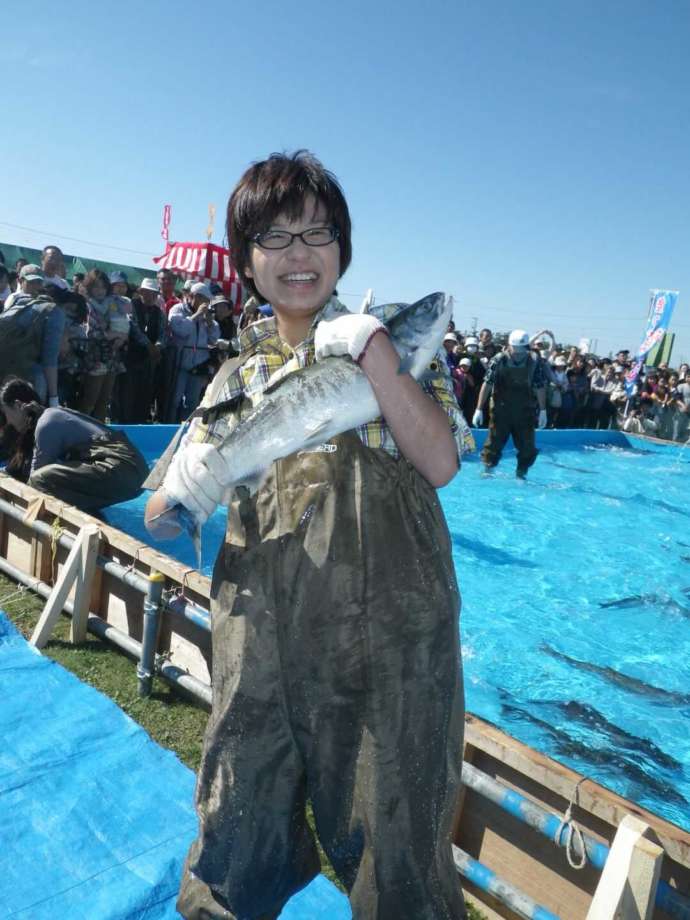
[210,295,232,309]
[183,279,194,292]
[553,356,567,367]
[459,358,472,367]
[109,271,128,285]
[443,333,457,344]
[19,264,44,282]
[139,277,160,293]
[191,282,212,300]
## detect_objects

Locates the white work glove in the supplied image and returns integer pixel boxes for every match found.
[47,396,59,408]
[314,313,386,363]
[471,409,483,427]
[162,442,231,527]
[538,409,547,429]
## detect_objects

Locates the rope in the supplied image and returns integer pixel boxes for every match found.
[49,509,65,585]
[122,547,142,576]
[554,777,588,869]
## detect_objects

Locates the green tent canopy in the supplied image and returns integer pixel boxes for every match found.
[0,241,159,289]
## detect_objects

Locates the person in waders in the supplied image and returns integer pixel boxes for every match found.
[472,329,547,478]
[145,151,467,920]
[0,377,148,513]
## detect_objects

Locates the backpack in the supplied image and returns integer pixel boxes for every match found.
[0,295,57,387]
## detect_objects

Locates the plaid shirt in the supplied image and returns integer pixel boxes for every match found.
[184,297,474,459]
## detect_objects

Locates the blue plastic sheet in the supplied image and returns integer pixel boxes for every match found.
[0,611,350,919]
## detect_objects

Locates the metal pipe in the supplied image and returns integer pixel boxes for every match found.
[452,845,560,920]
[163,592,212,632]
[86,614,212,707]
[462,761,608,869]
[137,572,165,697]
[157,660,212,708]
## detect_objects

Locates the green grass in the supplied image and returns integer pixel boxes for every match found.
[0,572,487,918]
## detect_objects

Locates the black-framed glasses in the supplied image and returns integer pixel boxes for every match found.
[250,226,340,250]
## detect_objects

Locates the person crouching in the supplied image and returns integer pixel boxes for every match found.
[0,377,148,513]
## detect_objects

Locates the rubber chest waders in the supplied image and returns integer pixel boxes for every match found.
[481,359,539,474]
[178,430,466,920]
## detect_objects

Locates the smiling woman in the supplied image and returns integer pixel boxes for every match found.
[146,150,467,920]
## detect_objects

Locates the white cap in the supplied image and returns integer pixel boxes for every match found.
[465,336,478,347]
[443,333,458,343]
[508,329,529,348]
[459,358,472,367]
[139,277,160,293]
[553,356,567,367]
[183,279,194,291]
[191,282,212,300]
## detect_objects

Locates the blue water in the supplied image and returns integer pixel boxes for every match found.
[105,428,690,831]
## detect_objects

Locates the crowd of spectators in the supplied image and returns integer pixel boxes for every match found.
[0,245,240,425]
[1,245,687,444]
[443,325,690,443]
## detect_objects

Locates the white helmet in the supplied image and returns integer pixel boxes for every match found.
[465,336,478,347]
[508,329,529,348]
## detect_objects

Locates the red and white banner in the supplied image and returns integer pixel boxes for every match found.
[153,241,244,310]
[161,204,171,243]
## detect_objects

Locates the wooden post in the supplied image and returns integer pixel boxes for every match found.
[586,814,663,920]
[30,524,100,649]
[70,525,100,644]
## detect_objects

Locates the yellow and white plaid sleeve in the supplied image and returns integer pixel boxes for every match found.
[422,353,476,457]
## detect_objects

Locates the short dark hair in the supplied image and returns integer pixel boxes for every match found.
[0,376,41,407]
[83,268,112,297]
[227,150,352,301]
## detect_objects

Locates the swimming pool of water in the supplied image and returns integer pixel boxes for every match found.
[105,427,690,831]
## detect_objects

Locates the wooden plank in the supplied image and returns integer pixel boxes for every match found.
[70,525,101,644]
[587,815,663,920]
[30,527,88,649]
[0,505,6,559]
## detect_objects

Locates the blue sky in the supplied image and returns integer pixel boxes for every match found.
[3,0,689,360]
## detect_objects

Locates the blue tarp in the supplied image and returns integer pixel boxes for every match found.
[0,611,350,919]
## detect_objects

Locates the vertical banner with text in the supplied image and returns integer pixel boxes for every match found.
[161,204,172,245]
[625,289,679,395]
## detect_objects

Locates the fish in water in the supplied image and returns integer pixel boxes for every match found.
[599,593,690,616]
[172,292,454,560]
[541,644,690,706]
[500,699,688,807]
[545,460,597,475]
[545,700,682,771]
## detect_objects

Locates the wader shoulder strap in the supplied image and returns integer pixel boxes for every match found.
[142,354,244,491]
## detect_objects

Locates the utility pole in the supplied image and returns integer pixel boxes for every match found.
[471,316,478,334]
